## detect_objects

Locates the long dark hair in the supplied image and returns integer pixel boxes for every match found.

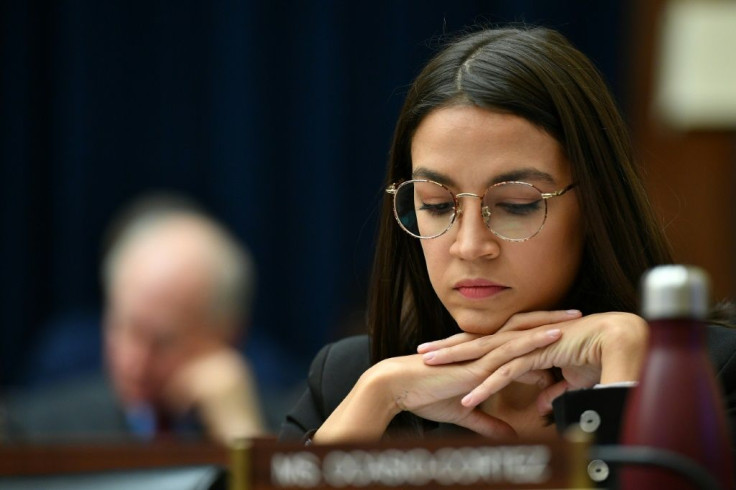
[368,26,674,365]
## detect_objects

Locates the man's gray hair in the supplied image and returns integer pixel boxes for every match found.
[101,193,255,333]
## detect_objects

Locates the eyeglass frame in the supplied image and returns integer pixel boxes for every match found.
[385,179,577,242]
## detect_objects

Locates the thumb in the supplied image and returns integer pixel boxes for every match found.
[515,369,555,389]
[535,380,570,416]
[456,409,518,440]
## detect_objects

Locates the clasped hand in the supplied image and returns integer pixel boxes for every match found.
[315,310,647,443]
[387,310,647,437]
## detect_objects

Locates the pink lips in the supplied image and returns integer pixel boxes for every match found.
[454,279,509,299]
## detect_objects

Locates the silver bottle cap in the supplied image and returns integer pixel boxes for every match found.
[641,265,710,320]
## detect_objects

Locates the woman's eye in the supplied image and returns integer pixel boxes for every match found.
[496,200,542,216]
[419,201,454,216]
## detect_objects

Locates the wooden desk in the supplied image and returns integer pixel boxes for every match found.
[0,436,596,489]
[0,440,228,476]
[236,436,596,490]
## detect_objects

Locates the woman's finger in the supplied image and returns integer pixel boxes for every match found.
[461,353,550,408]
[497,309,581,333]
[418,309,580,354]
[536,380,570,415]
[456,408,518,440]
[417,332,480,354]
[424,328,561,365]
[515,368,556,389]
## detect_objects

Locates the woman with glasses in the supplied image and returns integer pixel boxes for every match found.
[280,26,736,445]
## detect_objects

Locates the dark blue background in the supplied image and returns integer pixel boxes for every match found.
[0,1,629,391]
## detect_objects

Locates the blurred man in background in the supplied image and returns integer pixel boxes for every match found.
[102,194,265,442]
[2,194,265,444]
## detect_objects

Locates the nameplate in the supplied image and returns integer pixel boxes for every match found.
[235,436,594,489]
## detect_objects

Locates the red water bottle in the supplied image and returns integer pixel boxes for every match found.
[620,265,734,489]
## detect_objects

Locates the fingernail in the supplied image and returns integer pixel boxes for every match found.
[461,393,474,406]
[422,351,435,362]
[416,342,431,353]
[566,309,581,316]
[546,328,561,338]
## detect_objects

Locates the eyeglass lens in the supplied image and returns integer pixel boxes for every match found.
[393,181,547,240]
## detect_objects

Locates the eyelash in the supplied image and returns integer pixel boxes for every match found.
[495,200,542,216]
[419,201,454,216]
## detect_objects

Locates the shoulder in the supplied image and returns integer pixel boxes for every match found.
[308,335,371,415]
[278,336,371,440]
[311,335,370,372]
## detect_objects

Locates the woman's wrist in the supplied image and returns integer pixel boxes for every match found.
[599,313,649,384]
[312,360,401,444]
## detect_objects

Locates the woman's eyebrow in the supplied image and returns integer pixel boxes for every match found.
[490,168,557,185]
[412,167,456,186]
[412,166,557,187]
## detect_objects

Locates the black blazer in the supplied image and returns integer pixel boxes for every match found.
[280,325,736,447]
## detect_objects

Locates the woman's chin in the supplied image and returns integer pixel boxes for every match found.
[451,310,509,336]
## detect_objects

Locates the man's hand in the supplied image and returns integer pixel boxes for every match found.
[164,347,266,443]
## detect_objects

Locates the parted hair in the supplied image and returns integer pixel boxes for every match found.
[368,26,675,367]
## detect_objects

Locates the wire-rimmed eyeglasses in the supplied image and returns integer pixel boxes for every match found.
[385,179,576,242]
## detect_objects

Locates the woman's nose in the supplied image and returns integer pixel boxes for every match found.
[449,196,501,260]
